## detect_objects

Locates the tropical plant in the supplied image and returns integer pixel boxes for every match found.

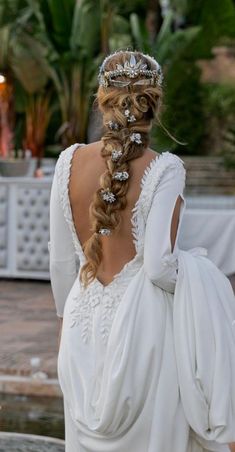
[0,77,13,158]
[0,0,52,158]
[23,92,53,162]
[0,0,135,148]
[29,0,102,146]
[1,0,234,157]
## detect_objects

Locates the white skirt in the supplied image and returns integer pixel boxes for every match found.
[58,254,233,452]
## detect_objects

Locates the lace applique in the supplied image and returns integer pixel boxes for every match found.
[70,257,141,344]
[56,143,86,263]
[131,152,186,254]
[70,283,122,344]
[70,283,102,343]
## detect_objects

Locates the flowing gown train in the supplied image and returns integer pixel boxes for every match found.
[49,144,235,452]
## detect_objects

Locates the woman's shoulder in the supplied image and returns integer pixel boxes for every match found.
[57,141,104,167]
[161,153,186,191]
[55,143,79,170]
[145,151,186,197]
[57,142,84,161]
[146,151,186,185]
[158,150,185,168]
[53,144,81,195]
[141,150,185,192]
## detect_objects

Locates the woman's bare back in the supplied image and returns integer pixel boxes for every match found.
[69,140,159,286]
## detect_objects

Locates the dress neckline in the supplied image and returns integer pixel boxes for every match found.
[61,143,168,289]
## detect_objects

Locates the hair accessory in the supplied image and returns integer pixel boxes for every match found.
[98,51,163,88]
[130,132,142,144]
[101,188,116,203]
[113,171,129,181]
[99,228,111,236]
[111,149,123,161]
[107,120,119,130]
[124,109,136,123]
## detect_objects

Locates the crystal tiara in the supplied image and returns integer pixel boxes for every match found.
[98,51,163,88]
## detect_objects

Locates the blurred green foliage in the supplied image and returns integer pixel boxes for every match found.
[185,0,235,57]
[203,83,235,118]
[158,0,235,155]
[0,0,234,159]
[203,83,235,167]
[223,126,235,168]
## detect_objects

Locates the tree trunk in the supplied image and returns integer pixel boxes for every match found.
[146,0,163,44]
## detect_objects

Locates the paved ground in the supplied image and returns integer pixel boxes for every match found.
[0,279,59,379]
[1,275,235,383]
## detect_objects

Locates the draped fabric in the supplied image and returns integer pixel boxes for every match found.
[174,249,235,450]
[49,145,235,452]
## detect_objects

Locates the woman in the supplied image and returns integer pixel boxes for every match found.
[49,50,235,452]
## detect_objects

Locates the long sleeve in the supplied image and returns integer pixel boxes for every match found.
[144,162,186,293]
[49,168,77,317]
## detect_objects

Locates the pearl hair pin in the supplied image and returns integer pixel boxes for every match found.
[130,132,142,144]
[113,171,129,181]
[101,188,116,203]
[124,109,136,123]
[107,120,119,130]
[111,149,123,161]
[99,228,111,236]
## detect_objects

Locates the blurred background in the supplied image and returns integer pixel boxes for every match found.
[0,0,235,159]
[0,0,235,450]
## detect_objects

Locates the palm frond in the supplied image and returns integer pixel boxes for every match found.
[9,32,50,93]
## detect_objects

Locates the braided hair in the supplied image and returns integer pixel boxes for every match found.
[80,51,163,287]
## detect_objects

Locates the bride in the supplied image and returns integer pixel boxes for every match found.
[49,50,235,452]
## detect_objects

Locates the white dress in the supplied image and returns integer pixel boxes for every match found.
[49,144,235,452]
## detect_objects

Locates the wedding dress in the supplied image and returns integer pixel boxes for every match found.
[49,143,235,452]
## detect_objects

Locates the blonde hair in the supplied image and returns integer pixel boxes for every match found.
[80,51,163,287]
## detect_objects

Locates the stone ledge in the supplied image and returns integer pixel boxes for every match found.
[0,432,65,452]
[181,155,235,195]
[0,375,62,398]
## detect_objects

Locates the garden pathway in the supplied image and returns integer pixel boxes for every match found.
[0,279,61,396]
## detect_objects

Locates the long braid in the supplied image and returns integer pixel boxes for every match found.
[80,52,163,287]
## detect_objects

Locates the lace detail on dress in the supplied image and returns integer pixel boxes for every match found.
[70,255,142,344]
[131,151,186,254]
[56,143,86,262]
[70,282,123,345]
[70,283,102,343]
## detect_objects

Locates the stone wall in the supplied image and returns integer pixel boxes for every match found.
[183,155,235,195]
[197,46,235,84]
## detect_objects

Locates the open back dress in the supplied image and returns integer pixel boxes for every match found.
[49,143,235,452]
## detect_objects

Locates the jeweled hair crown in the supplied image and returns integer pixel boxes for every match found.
[98,50,163,88]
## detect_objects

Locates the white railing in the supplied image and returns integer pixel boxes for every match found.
[0,178,235,279]
[0,177,52,279]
